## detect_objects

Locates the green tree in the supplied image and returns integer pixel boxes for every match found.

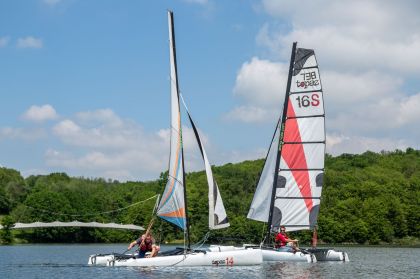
[0,215,14,244]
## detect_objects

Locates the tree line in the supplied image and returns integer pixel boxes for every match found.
[1,148,419,245]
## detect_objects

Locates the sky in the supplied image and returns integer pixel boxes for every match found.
[0,0,419,182]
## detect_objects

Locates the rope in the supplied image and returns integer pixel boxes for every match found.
[22,194,159,217]
[260,223,267,247]
[192,231,211,250]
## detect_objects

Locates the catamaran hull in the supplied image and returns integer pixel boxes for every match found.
[106,249,262,267]
[308,248,349,262]
[261,249,316,262]
[89,253,139,265]
[208,245,315,263]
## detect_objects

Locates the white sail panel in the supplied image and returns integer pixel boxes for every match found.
[156,11,186,230]
[288,92,324,117]
[272,163,323,232]
[291,68,321,93]
[247,122,280,222]
[285,117,324,142]
[279,144,325,170]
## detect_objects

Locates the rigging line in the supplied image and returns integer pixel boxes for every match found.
[170,125,181,135]
[260,223,267,247]
[23,194,159,217]
[192,231,211,250]
[167,174,184,186]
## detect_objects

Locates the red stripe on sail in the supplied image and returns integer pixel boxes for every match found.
[282,99,313,211]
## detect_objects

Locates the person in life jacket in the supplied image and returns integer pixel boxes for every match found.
[274,226,299,252]
[128,232,160,258]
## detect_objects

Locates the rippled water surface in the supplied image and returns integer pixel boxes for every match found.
[1,244,419,278]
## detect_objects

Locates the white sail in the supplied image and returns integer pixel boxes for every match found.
[156,11,186,230]
[181,96,230,230]
[247,120,280,222]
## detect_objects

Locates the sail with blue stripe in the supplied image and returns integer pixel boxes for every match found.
[156,11,186,230]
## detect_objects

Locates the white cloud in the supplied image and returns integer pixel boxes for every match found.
[22,104,58,122]
[227,0,420,157]
[0,36,10,47]
[328,91,420,134]
[323,71,403,107]
[225,105,277,123]
[233,57,288,107]
[326,133,411,156]
[75,109,124,128]
[259,0,420,75]
[17,36,43,49]
[225,57,287,123]
[47,109,215,181]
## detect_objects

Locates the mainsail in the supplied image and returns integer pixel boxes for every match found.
[156,11,186,230]
[248,43,325,233]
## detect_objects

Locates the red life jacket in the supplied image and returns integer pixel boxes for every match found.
[275,233,288,248]
[137,237,154,252]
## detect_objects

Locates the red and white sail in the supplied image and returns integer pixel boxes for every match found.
[248,46,325,232]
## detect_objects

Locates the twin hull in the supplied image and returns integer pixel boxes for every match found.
[88,246,349,266]
[208,245,315,263]
[308,248,350,262]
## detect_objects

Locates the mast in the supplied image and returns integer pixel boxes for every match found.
[264,42,297,244]
[168,10,191,249]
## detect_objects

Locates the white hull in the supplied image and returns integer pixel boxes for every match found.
[208,245,315,263]
[308,248,350,262]
[261,249,315,262]
[105,249,262,267]
[88,253,137,265]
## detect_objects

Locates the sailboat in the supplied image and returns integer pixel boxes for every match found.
[88,10,262,267]
[247,42,349,262]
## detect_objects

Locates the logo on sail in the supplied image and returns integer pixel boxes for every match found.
[296,70,319,89]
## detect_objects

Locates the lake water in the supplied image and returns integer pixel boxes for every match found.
[1,244,419,278]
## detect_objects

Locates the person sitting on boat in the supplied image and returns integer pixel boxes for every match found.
[274,226,299,252]
[128,232,160,258]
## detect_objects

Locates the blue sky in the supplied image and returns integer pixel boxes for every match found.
[1,0,419,181]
